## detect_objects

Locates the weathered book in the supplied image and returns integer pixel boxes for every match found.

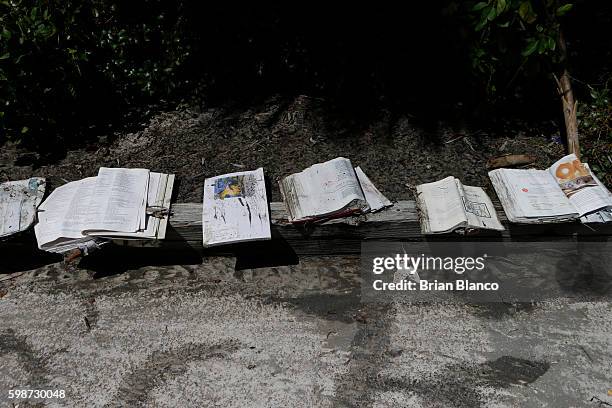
[0,177,46,240]
[489,154,612,224]
[279,157,389,223]
[202,168,271,247]
[35,168,174,254]
[416,176,504,234]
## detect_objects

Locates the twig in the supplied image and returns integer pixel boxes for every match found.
[589,396,612,407]
[0,272,26,283]
[578,345,594,362]
[444,135,464,144]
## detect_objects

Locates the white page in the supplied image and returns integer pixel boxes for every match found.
[90,172,166,238]
[156,174,174,239]
[202,168,271,246]
[35,177,96,249]
[416,176,466,233]
[0,182,23,236]
[281,157,367,221]
[495,168,577,218]
[580,166,612,223]
[0,178,45,238]
[84,167,149,233]
[456,181,504,231]
[355,167,392,212]
[548,154,612,216]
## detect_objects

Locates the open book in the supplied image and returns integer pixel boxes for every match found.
[416,176,504,234]
[202,168,271,247]
[0,178,46,239]
[279,157,391,223]
[35,168,174,253]
[489,154,612,224]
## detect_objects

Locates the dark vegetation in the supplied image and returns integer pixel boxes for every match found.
[0,1,610,181]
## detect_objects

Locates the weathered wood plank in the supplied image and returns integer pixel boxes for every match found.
[133,201,612,255]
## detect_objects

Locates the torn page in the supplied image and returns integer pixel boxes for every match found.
[355,167,392,212]
[0,177,45,239]
[202,168,271,246]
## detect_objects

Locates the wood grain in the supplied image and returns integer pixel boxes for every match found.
[126,201,612,255]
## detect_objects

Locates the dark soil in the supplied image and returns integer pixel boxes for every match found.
[0,95,565,202]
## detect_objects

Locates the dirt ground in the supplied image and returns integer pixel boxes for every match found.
[0,95,564,203]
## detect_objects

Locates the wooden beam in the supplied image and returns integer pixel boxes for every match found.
[110,201,612,256]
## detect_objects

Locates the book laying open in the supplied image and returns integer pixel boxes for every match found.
[202,168,271,247]
[279,157,391,223]
[35,168,174,253]
[0,177,46,240]
[416,176,504,234]
[489,154,612,224]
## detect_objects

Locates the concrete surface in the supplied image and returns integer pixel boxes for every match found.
[0,253,611,407]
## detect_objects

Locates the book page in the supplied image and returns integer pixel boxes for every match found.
[355,166,392,212]
[548,154,612,216]
[281,157,367,221]
[90,172,167,239]
[202,168,271,246]
[456,181,504,231]
[84,167,149,233]
[496,168,577,218]
[416,176,466,233]
[35,177,96,248]
[0,178,45,238]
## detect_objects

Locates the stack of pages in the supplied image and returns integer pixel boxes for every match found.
[416,176,504,234]
[279,157,392,223]
[0,177,46,240]
[489,154,612,224]
[35,168,174,253]
[202,168,271,247]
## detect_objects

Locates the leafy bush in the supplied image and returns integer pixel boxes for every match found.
[0,0,192,148]
[579,83,612,186]
[465,0,574,98]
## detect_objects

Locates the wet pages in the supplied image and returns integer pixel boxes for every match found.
[489,154,612,224]
[279,157,389,223]
[202,168,271,247]
[416,176,503,234]
[0,178,46,239]
[35,168,174,253]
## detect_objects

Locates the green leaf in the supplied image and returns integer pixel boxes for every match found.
[486,5,497,21]
[556,3,573,16]
[0,52,9,60]
[475,17,488,31]
[496,0,507,14]
[522,39,539,56]
[518,1,537,23]
[472,1,489,11]
[21,126,28,134]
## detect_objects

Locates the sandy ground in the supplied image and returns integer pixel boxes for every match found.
[0,254,611,407]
